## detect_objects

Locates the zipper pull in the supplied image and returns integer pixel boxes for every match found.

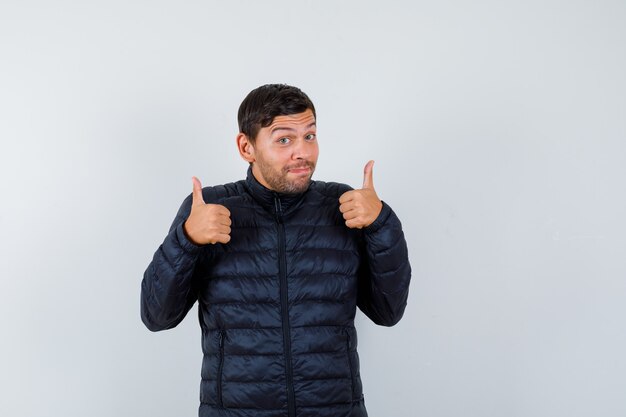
[274,195,283,222]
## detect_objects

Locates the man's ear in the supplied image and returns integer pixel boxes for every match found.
[236,133,255,163]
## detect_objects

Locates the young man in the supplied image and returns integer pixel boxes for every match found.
[141,84,411,417]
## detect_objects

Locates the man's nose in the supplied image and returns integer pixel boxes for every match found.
[292,137,311,159]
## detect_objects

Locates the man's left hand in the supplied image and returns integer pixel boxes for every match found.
[339,160,383,229]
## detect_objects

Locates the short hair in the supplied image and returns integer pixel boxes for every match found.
[237,84,316,142]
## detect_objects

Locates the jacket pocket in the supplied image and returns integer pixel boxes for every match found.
[345,329,356,401]
[217,330,225,407]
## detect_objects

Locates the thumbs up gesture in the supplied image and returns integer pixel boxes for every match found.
[183,177,232,245]
[339,161,383,229]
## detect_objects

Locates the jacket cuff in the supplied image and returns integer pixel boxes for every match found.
[175,222,203,254]
[364,201,392,234]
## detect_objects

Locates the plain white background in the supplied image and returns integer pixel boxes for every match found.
[1,1,625,416]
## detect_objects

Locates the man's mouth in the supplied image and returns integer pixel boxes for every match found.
[286,163,314,174]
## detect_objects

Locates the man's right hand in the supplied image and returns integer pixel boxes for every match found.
[183,176,232,245]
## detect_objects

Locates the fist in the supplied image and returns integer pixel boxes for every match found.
[183,176,232,245]
[339,160,383,229]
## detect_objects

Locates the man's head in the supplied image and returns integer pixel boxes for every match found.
[236,84,319,194]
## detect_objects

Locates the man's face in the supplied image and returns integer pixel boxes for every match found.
[249,109,319,194]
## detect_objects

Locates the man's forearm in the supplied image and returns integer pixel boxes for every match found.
[141,219,201,331]
[358,202,412,326]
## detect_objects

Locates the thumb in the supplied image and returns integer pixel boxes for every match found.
[191,176,205,206]
[362,160,375,189]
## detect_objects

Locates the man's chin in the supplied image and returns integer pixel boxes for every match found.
[281,177,312,194]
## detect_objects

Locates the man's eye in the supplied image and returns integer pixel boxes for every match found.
[305,134,316,141]
[278,137,290,144]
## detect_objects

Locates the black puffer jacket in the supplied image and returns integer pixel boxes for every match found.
[141,168,411,417]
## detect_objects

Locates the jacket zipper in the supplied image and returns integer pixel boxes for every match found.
[217,329,225,408]
[346,329,356,400]
[275,196,296,417]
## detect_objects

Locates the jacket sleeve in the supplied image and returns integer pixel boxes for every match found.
[357,201,412,327]
[140,194,203,331]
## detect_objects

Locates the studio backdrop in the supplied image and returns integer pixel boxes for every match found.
[1,1,625,416]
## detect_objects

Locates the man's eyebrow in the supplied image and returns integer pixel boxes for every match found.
[270,122,317,133]
[270,126,296,133]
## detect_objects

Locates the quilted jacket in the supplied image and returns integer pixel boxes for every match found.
[141,168,411,417]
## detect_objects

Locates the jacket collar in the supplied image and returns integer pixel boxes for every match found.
[245,166,310,215]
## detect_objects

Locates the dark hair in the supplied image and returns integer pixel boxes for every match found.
[237,84,316,142]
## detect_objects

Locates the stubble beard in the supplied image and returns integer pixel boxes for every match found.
[256,159,316,194]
